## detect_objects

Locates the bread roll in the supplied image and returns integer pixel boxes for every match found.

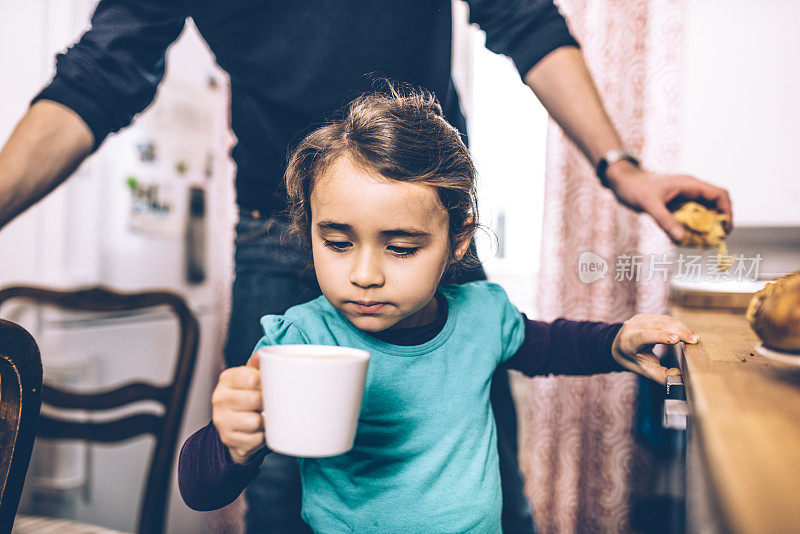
[746,269,800,353]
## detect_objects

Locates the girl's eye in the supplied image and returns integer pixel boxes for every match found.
[387,245,419,257]
[324,240,352,252]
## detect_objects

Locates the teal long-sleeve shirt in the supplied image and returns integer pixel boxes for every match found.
[179,282,623,532]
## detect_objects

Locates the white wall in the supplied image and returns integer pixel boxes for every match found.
[678,0,800,227]
[467,35,548,316]
[452,6,549,315]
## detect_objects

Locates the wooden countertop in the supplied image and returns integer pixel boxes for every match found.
[670,306,800,534]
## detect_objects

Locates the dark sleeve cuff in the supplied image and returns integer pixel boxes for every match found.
[467,0,581,80]
[215,433,271,474]
[178,421,270,511]
[509,33,580,81]
[32,78,114,152]
[596,322,625,372]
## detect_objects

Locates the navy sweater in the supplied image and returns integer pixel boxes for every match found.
[34,0,577,216]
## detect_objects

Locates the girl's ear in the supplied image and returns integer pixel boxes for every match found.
[452,229,474,262]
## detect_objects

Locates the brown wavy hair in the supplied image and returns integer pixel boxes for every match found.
[284,83,479,270]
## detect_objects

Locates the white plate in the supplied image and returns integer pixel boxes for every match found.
[755,342,800,368]
[670,277,767,293]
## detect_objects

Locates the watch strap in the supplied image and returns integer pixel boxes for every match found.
[595,149,640,188]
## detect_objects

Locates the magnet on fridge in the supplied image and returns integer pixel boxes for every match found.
[126,176,182,238]
[136,141,157,163]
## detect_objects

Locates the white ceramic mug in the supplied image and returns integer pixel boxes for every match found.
[258,344,370,457]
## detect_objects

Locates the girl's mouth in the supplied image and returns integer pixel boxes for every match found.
[349,301,388,314]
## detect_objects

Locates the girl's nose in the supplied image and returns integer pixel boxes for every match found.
[350,249,385,288]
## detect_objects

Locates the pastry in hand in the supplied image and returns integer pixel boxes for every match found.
[673,201,732,270]
[746,269,800,353]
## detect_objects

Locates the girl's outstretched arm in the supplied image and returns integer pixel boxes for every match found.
[502,316,624,377]
[502,314,692,384]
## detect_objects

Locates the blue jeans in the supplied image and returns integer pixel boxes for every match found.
[225,210,535,533]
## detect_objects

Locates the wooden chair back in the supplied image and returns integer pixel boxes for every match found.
[0,286,199,534]
[0,319,42,534]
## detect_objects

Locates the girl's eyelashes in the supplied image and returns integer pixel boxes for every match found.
[322,239,419,257]
[324,239,352,252]
[387,245,420,257]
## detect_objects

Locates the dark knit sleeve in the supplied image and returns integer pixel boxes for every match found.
[465,0,579,79]
[31,0,186,150]
[502,315,625,376]
[178,420,270,511]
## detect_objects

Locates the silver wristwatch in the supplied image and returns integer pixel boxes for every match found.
[595,148,640,188]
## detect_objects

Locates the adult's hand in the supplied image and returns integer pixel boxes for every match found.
[605,161,733,244]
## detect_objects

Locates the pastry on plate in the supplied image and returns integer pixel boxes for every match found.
[746,269,800,353]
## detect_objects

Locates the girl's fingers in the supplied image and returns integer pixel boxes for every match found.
[226,430,265,448]
[634,328,682,349]
[651,364,679,386]
[660,324,698,344]
[632,315,699,344]
[246,351,261,369]
[627,351,667,383]
[632,352,678,385]
[215,389,263,411]
[632,314,673,330]
[217,410,264,434]
[662,319,699,344]
[223,431,266,458]
[218,367,261,390]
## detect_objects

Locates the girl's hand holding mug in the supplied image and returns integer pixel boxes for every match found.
[611,314,699,385]
[212,352,266,464]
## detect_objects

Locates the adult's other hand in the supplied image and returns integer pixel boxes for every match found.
[605,161,733,244]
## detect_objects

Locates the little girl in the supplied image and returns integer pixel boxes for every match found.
[179,87,696,533]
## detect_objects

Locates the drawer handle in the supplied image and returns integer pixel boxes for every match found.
[663,374,688,430]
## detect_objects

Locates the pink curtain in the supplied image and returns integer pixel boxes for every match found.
[516,0,685,532]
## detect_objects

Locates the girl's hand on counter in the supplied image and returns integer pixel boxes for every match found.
[212,352,266,464]
[611,313,699,385]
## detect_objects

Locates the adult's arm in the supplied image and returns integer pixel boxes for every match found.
[178,421,270,511]
[0,101,93,229]
[0,0,186,229]
[502,316,624,376]
[467,0,732,242]
[523,47,733,242]
[523,47,619,171]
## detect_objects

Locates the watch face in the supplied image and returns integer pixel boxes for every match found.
[608,149,636,165]
[596,150,639,186]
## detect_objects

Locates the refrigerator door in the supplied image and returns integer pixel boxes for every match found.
[96,75,226,305]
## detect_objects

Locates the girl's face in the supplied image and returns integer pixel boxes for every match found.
[310,156,469,332]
